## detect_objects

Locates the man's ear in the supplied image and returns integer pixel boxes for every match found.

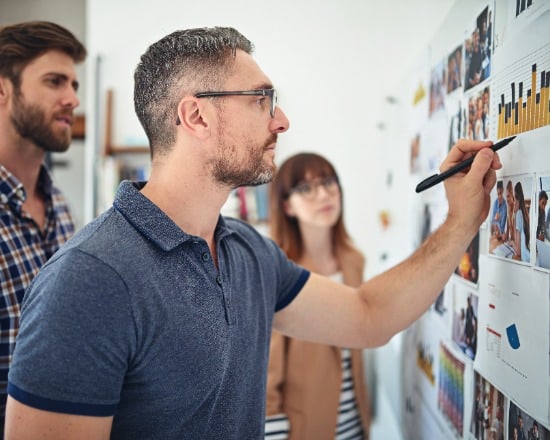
[0,77,12,104]
[176,97,210,139]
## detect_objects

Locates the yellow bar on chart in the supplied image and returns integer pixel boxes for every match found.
[497,63,550,136]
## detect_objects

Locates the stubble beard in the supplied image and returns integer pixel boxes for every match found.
[212,131,278,189]
[11,91,72,153]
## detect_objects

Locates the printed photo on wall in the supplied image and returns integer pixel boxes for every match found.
[447,44,463,94]
[508,400,550,440]
[489,175,534,265]
[470,371,507,440]
[433,290,447,316]
[437,343,465,437]
[464,5,493,91]
[455,232,480,285]
[451,282,478,361]
[429,58,446,117]
[466,86,490,140]
[535,173,550,271]
[402,320,454,440]
[433,279,455,324]
[446,96,467,151]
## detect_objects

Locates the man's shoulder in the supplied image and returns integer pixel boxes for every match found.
[221,216,289,263]
[38,207,147,291]
[51,208,125,261]
[223,216,268,240]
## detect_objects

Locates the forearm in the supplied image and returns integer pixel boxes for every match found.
[358,217,474,346]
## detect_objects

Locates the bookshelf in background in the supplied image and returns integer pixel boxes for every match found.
[103,89,150,156]
[221,184,271,235]
[97,89,150,214]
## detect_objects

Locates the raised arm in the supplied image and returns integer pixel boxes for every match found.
[274,139,500,348]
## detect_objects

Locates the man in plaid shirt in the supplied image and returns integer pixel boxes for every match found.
[0,21,86,427]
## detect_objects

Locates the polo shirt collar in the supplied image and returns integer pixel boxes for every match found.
[113,180,234,251]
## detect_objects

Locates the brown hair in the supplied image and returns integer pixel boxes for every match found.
[269,152,362,265]
[514,182,530,250]
[0,21,86,89]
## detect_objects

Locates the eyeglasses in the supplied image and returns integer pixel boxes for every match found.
[194,88,278,118]
[288,176,340,200]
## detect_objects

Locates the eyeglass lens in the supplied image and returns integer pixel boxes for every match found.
[291,176,339,198]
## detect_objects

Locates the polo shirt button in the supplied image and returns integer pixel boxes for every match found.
[201,252,209,262]
[216,275,222,285]
[0,194,7,204]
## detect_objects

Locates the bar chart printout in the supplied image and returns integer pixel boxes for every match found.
[498,58,550,138]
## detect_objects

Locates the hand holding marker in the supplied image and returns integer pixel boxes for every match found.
[415,136,516,193]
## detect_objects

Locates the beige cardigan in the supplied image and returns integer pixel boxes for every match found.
[266,253,371,439]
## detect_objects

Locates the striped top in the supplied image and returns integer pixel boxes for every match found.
[264,413,290,440]
[336,349,364,440]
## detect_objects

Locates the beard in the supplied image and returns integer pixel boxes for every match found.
[10,91,72,153]
[211,131,278,189]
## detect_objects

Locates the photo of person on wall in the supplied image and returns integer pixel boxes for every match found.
[535,175,550,270]
[464,6,492,91]
[489,175,533,265]
[455,232,480,284]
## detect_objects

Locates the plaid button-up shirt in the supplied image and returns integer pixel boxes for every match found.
[0,163,74,418]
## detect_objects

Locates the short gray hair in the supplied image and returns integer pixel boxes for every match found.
[134,27,253,155]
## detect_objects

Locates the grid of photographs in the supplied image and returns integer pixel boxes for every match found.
[403,1,550,438]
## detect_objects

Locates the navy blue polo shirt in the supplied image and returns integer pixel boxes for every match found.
[8,181,309,439]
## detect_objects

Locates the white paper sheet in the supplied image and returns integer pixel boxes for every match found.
[475,255,550,424]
